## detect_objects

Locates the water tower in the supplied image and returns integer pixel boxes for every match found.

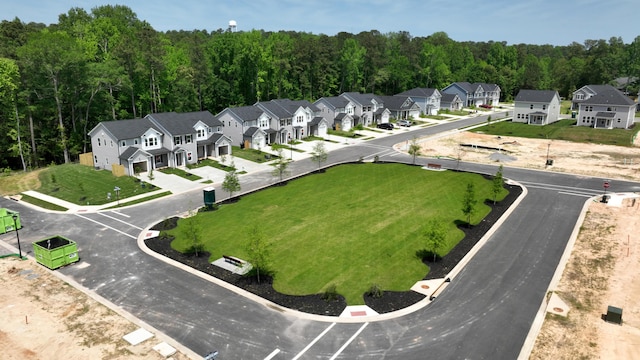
[228,20,237,32]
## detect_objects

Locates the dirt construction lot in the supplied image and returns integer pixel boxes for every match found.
[1,130,640,359]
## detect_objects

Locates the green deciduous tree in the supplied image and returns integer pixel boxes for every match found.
[222,162,241,199]
[423,218,447,263]
[182,208,203,257]
[461,182,478,227]
[246,225,271,284]
[408,138,421,165]
[310,141,328,171]
[492,165,504,204]
[271,148,291,183]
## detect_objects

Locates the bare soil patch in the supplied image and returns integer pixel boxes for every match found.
[418,131,640,181]
[0,259,189,360]
[529,198,640,360]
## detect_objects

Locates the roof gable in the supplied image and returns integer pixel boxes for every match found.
[515,89,559,103]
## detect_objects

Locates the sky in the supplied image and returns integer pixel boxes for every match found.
[3,0,639,46]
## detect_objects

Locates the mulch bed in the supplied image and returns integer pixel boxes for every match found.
[145,183,521,316]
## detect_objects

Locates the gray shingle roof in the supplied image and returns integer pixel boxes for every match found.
[92,118,161,140]
[377,95,415,110]
[314,96,349,109]
[441,93,459,102]
[146,112,197,136]
[255,101,291,119]
[515,89,558,103]
[223,106,265,122]
[582,88,635,106]
[396,88,437,97]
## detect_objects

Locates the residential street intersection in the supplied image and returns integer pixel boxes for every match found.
[2,111,640,359]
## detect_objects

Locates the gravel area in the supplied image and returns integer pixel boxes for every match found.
[145,178,521,316]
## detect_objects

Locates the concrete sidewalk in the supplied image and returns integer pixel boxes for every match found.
[14,109,504,213]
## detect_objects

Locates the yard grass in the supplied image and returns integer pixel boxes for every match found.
[158,167,202,181]
[231,146,276,163]
[472,119,639,147]
[0,168,43,196]
[188,159,235,172]
[327,129,364,138]
[168,163,507,305]
[36,164,157,205]
[19,193,68,211]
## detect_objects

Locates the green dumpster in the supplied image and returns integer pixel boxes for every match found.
[0,208,21,234]
[32,235,79,270]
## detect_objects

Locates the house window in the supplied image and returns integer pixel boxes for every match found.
[174,136,182,145]
[144,136,158,147]
[121,141,125,147]
[542,105,546,110]
[296,115,303,123]
[286,119,292,126]
[530,104,534,109]
[185,135,192,144]
[94,155,97,163]
[280,120,286,127]
[97,138,101,146]
[111,141,113,147]
[197,129,205,138]
[575,93,584,100]
[134,139,138,145]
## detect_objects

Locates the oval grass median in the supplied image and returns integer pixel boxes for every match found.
[167,163,507,305]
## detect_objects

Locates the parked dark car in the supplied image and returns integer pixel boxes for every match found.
[377,122,394,130]
[397,120,412,127]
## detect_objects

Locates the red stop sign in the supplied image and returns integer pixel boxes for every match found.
[604,181,610,189]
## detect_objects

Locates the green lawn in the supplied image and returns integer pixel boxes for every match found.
[231,146,277,163]
[188,159,235,172]
[37,164,156,205]
[473,119,639,147]
[159,167,202,181]
[168,163,507,304]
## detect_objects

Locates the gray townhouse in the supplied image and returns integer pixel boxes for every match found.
[440,93,463,111]
[339,92,391,127]
[376,95,421,120]
[395,88,441,115]
[88,111,231,176]
[441,82,501,108]
[573,85,636,129]
[313,96,355,131]
[215,105,269,150]
[513,89,561,125]
[217,99,329,150]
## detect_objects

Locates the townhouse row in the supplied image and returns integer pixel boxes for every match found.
[88,83,637,176]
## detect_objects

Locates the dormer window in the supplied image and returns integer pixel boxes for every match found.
[197,129,205,138]
[144,136,158,147]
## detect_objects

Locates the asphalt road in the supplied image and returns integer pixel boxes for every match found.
[3,112,639,359]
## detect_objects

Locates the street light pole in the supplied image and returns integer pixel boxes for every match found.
[288,135,293,160]
[12,213,22,259]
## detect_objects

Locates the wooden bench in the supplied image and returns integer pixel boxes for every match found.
[223,255,244,267]
[427,163,442,170]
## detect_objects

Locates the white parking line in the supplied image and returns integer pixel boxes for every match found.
[264,349,280,360]
[75,214,137,239]
[329,323,369,360]
[98,212,143,230]
[109,210,131,218]
[292,323,336,360]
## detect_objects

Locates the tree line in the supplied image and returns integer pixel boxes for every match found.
[1,4,639,170]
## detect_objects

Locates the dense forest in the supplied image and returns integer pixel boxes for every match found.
[0,5,639,170]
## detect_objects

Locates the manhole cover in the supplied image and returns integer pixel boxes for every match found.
[421,285,430,289]
[553,307,564,313]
